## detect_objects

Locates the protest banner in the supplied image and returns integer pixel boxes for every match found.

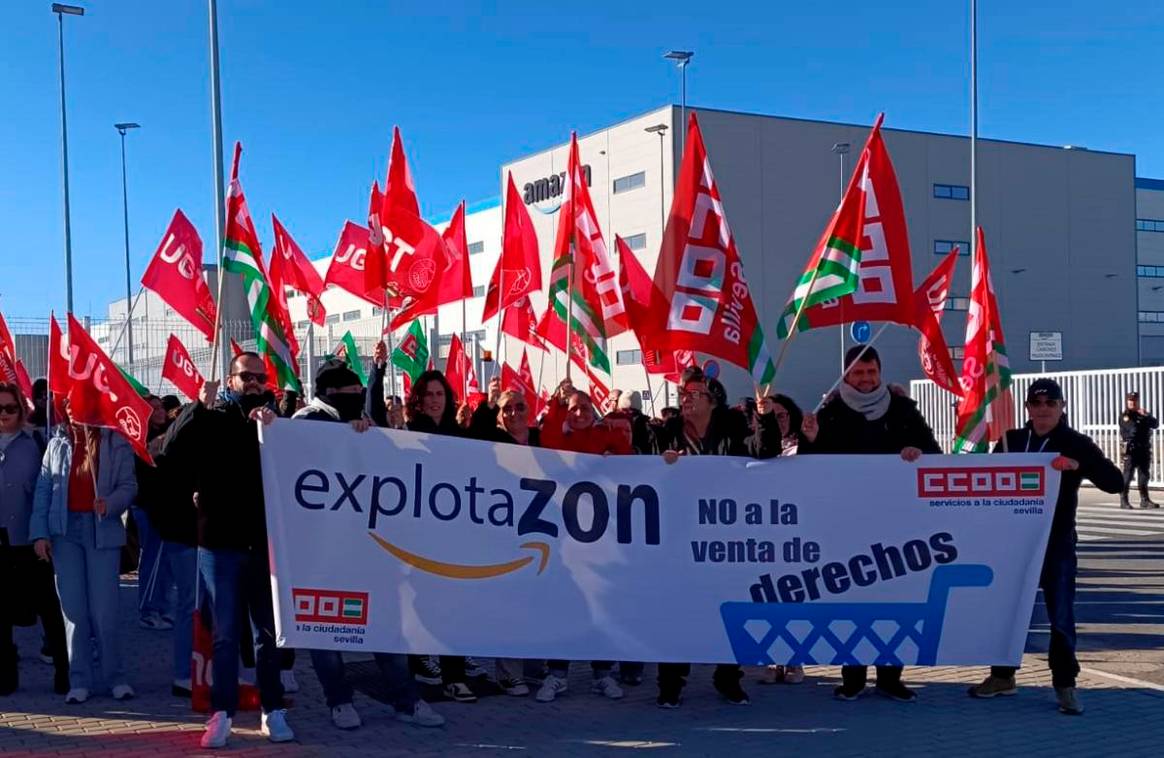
[259,419,1060,666]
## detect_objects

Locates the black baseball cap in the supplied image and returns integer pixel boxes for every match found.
[1127,391,1140,401]
[1027,378,1063,402]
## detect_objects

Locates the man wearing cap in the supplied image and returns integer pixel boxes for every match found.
[969,378,1123,715]
[1119,391,1158,509]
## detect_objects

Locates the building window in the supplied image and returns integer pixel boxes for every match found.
[1137,219,1164,233]
[950,346,965,361]
[372,307,385,316]
[616,349,642,365]
[934,240,970,255]
[1137,265,1164,278]
[945,297,971,312]
[342,310,361,322]
[1139,311,1164,323]
[468,241,485,255]
[325,314,340,325]
[622,233,647,251]
[472,285,485,297]
[613,171,646,195]
[437,335,452,361]
[933,183,970,201]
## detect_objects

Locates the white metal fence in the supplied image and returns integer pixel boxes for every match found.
[911,366,1164,485]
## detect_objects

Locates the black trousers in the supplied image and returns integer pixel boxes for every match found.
[1122,453,1151,501]
[657,662,741,690]
[0,543,68,669]
[841,665,903,688]
[991,548,1079,689]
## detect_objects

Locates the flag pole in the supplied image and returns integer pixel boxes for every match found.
[813,322,891,411]
[207,0,228,384]
[109,284,145,363]
[771,263,827,377]
[641,362,657,417]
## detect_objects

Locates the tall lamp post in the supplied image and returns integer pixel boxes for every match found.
[645,123,670,407]
[52,3,85,314]
[663,50,693,150]
[831,141,851,370]
[115,122,141,366]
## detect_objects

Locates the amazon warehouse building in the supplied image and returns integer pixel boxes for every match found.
[96,104,1157,412]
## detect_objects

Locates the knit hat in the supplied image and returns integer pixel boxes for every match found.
[314,359,362,397]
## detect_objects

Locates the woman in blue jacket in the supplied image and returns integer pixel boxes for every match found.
[30,402,137,704]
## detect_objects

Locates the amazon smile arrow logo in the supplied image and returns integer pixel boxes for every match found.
[368,532,550,579]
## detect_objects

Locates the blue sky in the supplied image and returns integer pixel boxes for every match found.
[2,0,1160,319]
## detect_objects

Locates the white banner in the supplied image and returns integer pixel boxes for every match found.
[259,419,1062,666]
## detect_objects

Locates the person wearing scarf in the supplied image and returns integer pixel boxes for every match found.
[800,346,942,704]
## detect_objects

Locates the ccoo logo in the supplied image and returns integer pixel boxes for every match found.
[917,466,1044,498]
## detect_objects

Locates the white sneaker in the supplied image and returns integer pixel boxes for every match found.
[536,674,567,703]
[64,687,88,705]
[111,683,135,701]
[464,657,489,679]
[591,675,624,700]
[397,699,446,727]
[261,709,295,743]
[280,670,300,693]
[200,711,231,749]
[331,703,362,730]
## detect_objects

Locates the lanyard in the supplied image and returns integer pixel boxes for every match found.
[1025,430,1050,453]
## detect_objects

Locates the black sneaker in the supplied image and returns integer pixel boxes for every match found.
[875,681,918,703]
[414,656,442,686]
[833,683,864,701]
[713,677,750,705]
[656,687,682,709]
[1141,499,1159,509]
[1120,500,1133,510]
[443,682,477,703]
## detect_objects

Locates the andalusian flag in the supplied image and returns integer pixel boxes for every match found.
[391,319,429,384]
[953,227,1015,453]
[117,365,150,398]
[222,143,301,392]
[329,331,367,386]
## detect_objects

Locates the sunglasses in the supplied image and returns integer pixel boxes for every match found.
[1027,397,1062,408]
[232,371,268,384]
[0,403,21,415]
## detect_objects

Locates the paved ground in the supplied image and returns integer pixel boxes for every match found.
[2,490,1162,757]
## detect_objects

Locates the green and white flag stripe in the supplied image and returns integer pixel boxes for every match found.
[546,252,611,374]
[222,238,301,392]
[747,327,776,385]
[776,237,862,339]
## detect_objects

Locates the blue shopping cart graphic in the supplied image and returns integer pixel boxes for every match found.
[720,564,993,666]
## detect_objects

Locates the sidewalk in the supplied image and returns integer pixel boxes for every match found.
[1,578,1161,757]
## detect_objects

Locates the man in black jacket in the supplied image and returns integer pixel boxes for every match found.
[1118,391,1158,509]
[162,352,292,749]
[969,378,1124,715]
[800,346,942,704]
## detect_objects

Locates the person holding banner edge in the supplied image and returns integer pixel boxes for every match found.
[968,378,1123,715]
[800,345,941,703]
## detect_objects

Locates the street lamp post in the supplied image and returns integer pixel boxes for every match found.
[52,3,85,315]
[831,141,851,371]
[645,123,670,408]
[663,50,693,152]
[115,122,141,366]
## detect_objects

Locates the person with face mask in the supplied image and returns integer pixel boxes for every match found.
[29,397,138,706]
[162,352,293,748]
[800,346,941,704]
[290,360,446,730]
[968,379,1123,715]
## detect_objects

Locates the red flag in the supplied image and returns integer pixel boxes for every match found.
[615,235,691,380]
[384,125,421,219]
[161,334,205,402]
[324,221,386,308]
[518,349,538,413]
[662,349,696,385]
[271,214,327,326]
[140,210,218,342]
[482,174,542,322]
[436,201,474,305]
[796,118,916,330]
[383,208,451,329]
[444,333,471,401]
[229,338,244,357]
[648,113,774,384]
[48,314,70,396]
[501,297,546,350]
[914,248,965,397]
[64,315,154,463]
[584,362,610,410]
[0,310,33,404]
[363,181,391,300]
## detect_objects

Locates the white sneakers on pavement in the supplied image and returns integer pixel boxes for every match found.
[200,711,232,749]
[536,674,568,703]
[331,702,362,730]
[261,708,295,742]
[591,676,624,700]
[111,683,135,701]
[397,699,446,727]
[64,687,88,705]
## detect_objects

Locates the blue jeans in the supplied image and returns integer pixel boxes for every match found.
[993,548,1079,688]
[132,507,171,617]
[52,511,125,691]
[197,547,283,715]
[165,543,197,681]
[311,650,418,711]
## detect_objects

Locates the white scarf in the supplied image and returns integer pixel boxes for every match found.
[839,381,891,421]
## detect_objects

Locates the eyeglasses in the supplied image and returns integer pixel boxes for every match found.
[499,403,527,415]
[678,390,710,401]
[232,371,268,384]
[0,403,21,415]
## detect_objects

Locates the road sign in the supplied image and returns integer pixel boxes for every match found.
[702,360,720,380]
[1029,332,1063,362]
[850,321,872,344]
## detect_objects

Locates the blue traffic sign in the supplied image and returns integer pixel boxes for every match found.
[850,321,872,344]
[702,359,720,380]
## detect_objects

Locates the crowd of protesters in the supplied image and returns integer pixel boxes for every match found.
[0,341,1128,747]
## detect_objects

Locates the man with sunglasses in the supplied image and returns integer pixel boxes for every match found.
[163,352,293,748]
[968,378,1123,715]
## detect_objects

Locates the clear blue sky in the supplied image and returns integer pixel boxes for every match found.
[2,0,1160,320]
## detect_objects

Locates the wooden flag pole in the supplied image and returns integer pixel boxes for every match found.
[771,263,827,377]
